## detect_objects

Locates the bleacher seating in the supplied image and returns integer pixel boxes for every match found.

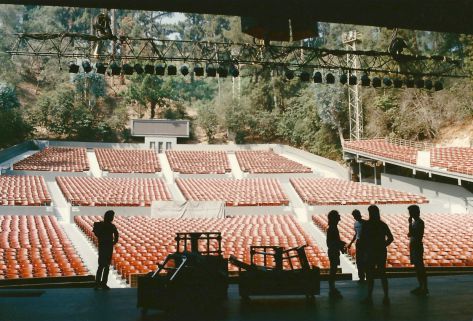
[165,151,231,174]
[235,150,312,173]
[56,177,171,206]
[95,149,161,173]
[0,175,51,206]
[430,147,473,176]
[75,214,330,280]
[312,212,473,268]
[176,178,289,206]
[344,139,418,164]
[13,147,89,172]
[0,215,88,279]
[291,178,428,205]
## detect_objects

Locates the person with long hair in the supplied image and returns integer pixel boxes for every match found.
[327,210,346,299]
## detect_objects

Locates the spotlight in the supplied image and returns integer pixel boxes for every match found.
[156,64,166,76]
[326,73,335,84]
[393,78,403,88]
[361,74,370,86]
[180,65,189,76]
[415,78,425,88]
[206,64,217,77]
[372,77,381,88]
[300,71,310,82]
[68,61,79,73]
[434,81,443,91]
[134,63,144,75]
[82,60,92,73]
[109,62,121,76]
[383,78,392,87]
[348,75,357,85]
[405,79,415,88]
[167,65,177,76]
[217,65,228,78]
[95,62,107,74]
[424,79,433,90]
[194,64,204,76]
[285,70,295,80]
[313,71,322,83]
[144,64,155,75]
[339,74,348,85]
[229,65,239,77]
[122,63,134,75]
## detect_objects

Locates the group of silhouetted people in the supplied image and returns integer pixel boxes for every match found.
[327,204,428,304]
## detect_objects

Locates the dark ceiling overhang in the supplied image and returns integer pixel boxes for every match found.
[2,0,473,34]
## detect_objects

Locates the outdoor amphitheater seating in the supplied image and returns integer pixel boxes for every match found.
[13,147,89,172]
[0,215,88,279]
[430,147,473,176]
[343,139,418,164]
[290,178,428,205]
[0,175,51,206]
[176,178,289,206]
[312,212,473,268]
[95,149,161,173]
[165,150,231,174]
[74,214,330,281]
[235,150,312,173]
[56,177,171,206]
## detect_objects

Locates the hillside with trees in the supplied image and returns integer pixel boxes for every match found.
[1,5,472,160]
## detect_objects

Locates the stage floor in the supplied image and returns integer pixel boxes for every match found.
[1,275,473,321]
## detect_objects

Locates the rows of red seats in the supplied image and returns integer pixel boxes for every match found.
[176,178,289,206]
[74,214,330,281]
[235,150,312,173]
[13,147,89,172]
[430,147,473,176]
[312,212,473,268]
[0,175,51,206]
[0,215,88,279]
[56,177,171,206]
[291,178,428,205]
[344,139,417,164]
[95,149,161,173]
[166,151,231,174]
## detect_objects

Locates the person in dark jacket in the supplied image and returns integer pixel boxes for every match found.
[93,210,119,290]
[347,209,367,282]
[361,205,394,305]
[327,210,346,299]
[408,205,428,295]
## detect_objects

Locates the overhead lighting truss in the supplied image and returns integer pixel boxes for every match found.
[7,33,467,78]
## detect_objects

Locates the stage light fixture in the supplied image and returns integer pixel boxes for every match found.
[68,61,79,73]
[144,64,155,75]
[405,79,415,88]
[95,62,107,74]
[167,65,177,75]
[393,78,403,88]
[156,64,166,76]
[415,78,425,88]
[180,65,189,76]
[109,62,121,76]
[339,74,348,85]
[206,64,217,77]
[424,80,433,90]
[434,81,443,91]
[372,77,381,88]
[285,70,294,80]
[383,78,392,87]
[313,71,322,83]
[300,71,311,82]
[194,64,204,76]
[326,73,335,84]
[217,65,228,78]
[361,74,370,86]
[134,63,144,75]
[82,60,92,73]
[122,63,134,75]
[229,65,239,77]
[349,75,357,85]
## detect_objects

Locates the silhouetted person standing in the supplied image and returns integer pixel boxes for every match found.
[93,210,119,290]
[408,205,428,295]
[327,210,346,299]
[347,209,366,282]
[361,205,394,305]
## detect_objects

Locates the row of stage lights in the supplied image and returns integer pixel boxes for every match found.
[69,60,443,90]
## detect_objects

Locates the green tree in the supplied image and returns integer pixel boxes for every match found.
[0,83,31,148]
[197,102,218,142]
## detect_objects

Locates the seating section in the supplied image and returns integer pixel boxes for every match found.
[176,178,289,206]
[0,215,88,279]
[312,213,473,268]
[75,214,330,280]
[56,177,171,206]
[0,175,51,206]
[235,150,312,173]
[95,149,161,173]
[166,151,231,174]
[13,147,89,172]
[291,178,428,205]
[344,139,417,164]
[431,147,473,176]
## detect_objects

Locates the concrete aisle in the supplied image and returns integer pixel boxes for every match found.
[227,153,243,179]
[86,151,102,178]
